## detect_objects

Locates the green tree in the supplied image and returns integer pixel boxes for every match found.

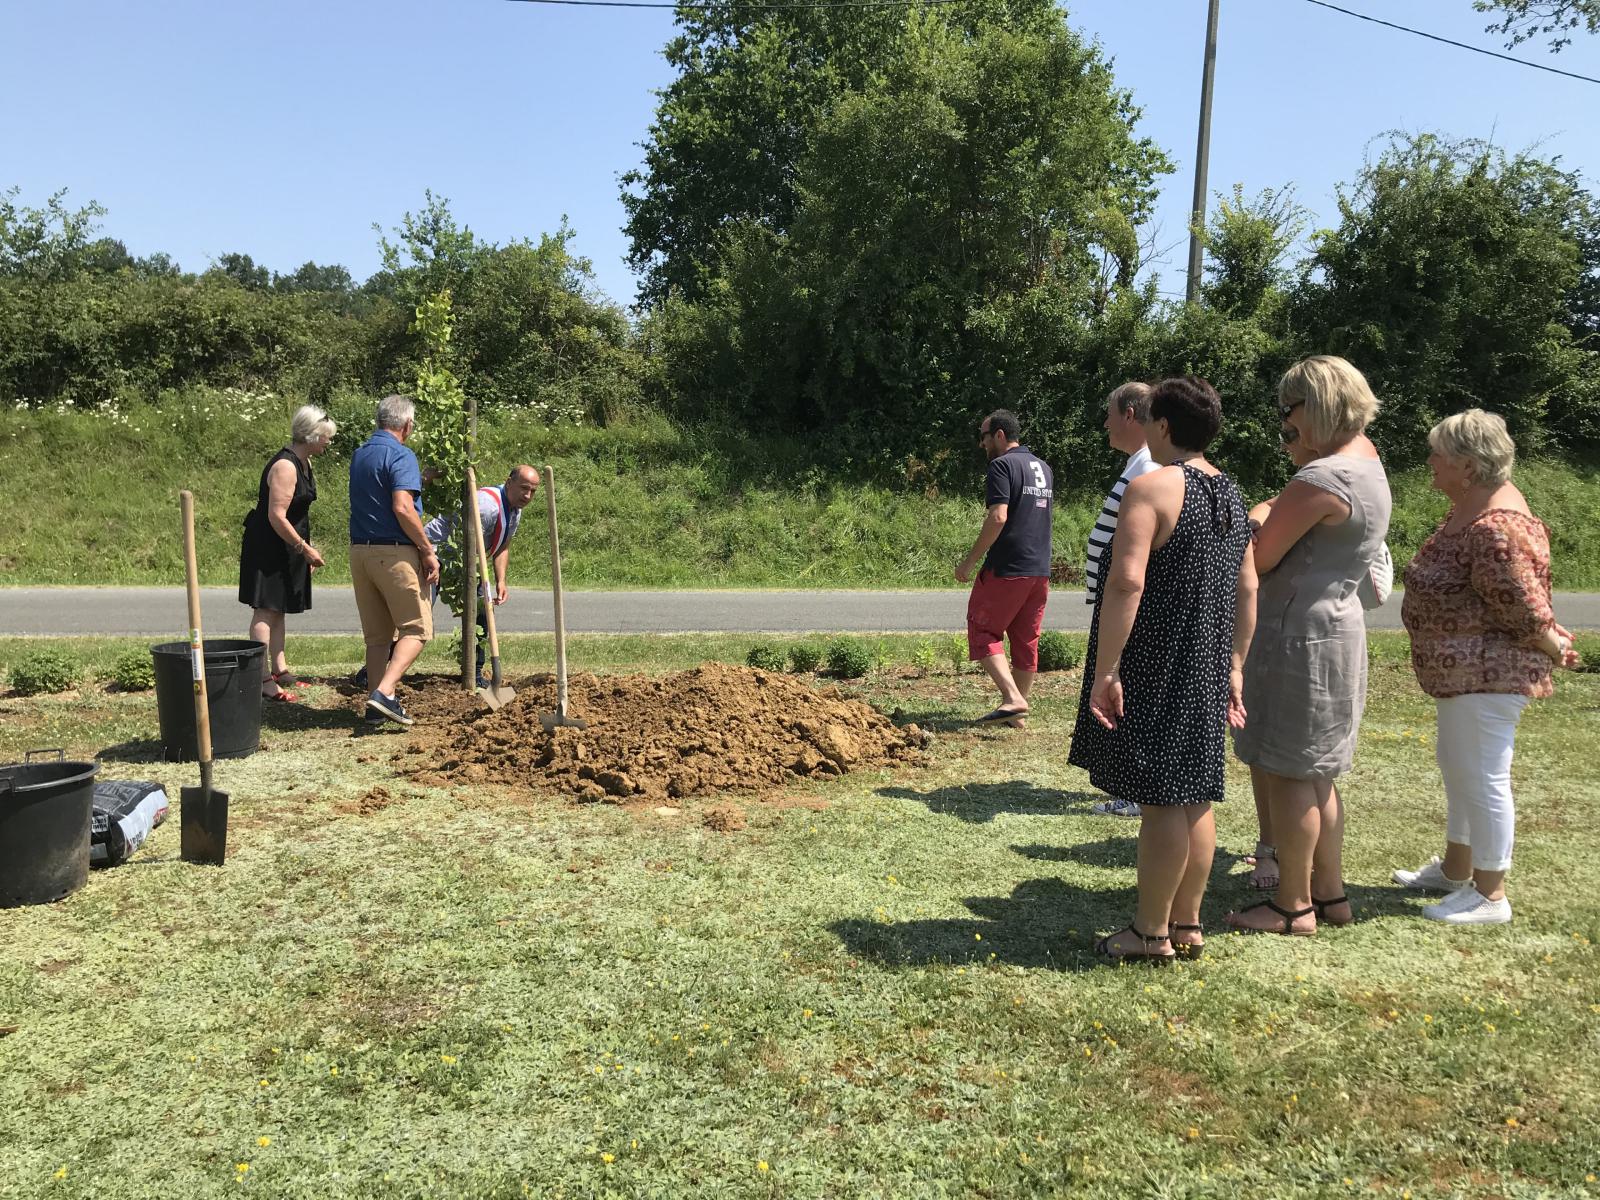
[1476,0,1600,50]
[273,261,354,295]
[1200,185,1307,319]
[0,187,108,282]
[209,252,270,290]
[1293,134,1596,461]
[632,4,1169,475]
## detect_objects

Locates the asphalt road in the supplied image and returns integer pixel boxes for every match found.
[3,586,1599,636]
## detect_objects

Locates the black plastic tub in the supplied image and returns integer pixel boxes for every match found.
[0,755,99,907]
[150,639,266,761]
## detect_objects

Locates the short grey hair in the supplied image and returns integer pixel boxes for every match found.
[290,404,336,447]
[376,394,415,431]
[1109,381,1153,422]
[1429,408,1516,486]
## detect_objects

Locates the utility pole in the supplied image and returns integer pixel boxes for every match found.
[1185,0,1220,304]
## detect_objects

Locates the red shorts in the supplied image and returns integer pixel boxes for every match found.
[966,570,1049,670]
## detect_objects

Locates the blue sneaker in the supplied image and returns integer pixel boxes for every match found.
[365,689,413,727]
[351,666,368,690]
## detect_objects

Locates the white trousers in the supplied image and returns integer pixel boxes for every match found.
[1435,692,1530,873]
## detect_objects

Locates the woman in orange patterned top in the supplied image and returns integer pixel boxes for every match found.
[1396,410,1580,925]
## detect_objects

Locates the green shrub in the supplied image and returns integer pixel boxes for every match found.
[8,648,81,696]
[745,642,787,672]
[110,648,156,691]
[911,639,938,675]
[1036,630,1080,672]
[825,637,872,679]
[944,634,968,674]
[788,643,822,673]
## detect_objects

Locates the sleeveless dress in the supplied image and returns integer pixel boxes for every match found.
[237,448,317,613]
[1068,464,1250,807]
[1233,455,1391,779]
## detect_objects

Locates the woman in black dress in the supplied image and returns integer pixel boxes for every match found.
[239,405,335,700]
[1068,377,1257,964]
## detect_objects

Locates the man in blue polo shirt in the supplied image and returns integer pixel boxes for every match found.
[349,394,440,726]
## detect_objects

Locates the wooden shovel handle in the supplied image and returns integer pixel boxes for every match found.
[463,466,502,664]
[181,491,213,767]
[543,464,569,715]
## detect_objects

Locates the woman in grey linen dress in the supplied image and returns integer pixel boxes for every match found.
[1226,356,1392,936]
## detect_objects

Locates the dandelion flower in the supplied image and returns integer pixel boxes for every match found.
[1186,1127,1199,1140]
[236,1163,250,1174]
[1505,1117,1519,1127]
[758,1161,770,1172]
[440,1054,457,1065]
[975,933,982,941]
[53,1168,68,1180]
[257,1136,271,1148]
[601,1153,615,1164]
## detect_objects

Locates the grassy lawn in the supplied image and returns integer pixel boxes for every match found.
[0,633,1597,1198]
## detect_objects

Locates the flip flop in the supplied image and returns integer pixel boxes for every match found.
[272,670,301,687]
[975,706,1028,725]
[263,689,299,703]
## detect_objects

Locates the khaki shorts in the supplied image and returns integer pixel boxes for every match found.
[349,544,433,644]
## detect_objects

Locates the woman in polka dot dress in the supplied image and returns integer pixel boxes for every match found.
[1069,377,1257,964]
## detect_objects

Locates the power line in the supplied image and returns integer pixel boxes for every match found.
[504,0,961,9]
[1298,0,1600,86]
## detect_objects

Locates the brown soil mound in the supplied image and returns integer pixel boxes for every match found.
[400,663,924,802]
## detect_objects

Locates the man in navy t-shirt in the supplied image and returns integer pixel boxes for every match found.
[955,410,1054,726]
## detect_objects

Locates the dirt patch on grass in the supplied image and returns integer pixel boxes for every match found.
[398,664,925,803]
[703,804,747,833]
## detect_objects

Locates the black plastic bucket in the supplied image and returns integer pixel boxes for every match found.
[150,639,266,761]
[0,753,99,907]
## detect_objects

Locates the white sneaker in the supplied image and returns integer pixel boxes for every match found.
[1393,856,1471,893]
[1423,886,1511,925]
[1091,798,1142,818]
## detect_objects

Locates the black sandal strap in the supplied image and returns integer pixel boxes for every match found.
[1313,895,1349,912]
[1096,924,1172,956]
[1170,922,1203,934]
[1239,899,1314,932]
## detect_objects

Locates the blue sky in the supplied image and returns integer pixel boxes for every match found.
[4,0,1597,308]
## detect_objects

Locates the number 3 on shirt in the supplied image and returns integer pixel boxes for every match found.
[1030,461,1046,489]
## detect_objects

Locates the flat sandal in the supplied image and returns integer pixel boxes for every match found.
[1313,894,1354,927]
[1170,922,1205,960]
[1094,924,1175,966]
[1226,899,1315,936]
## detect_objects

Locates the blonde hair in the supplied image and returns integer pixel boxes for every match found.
[1428,408,1515,486]
[1277,355,1379,449]
[290,404,336,447]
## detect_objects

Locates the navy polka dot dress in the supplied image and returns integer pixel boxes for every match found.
[1068,464,1249,806]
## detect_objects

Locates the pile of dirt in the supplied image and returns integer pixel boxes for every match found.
[400,663,925,803]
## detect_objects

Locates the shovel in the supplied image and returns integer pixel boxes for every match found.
[464,465,516,710]
[178,490,228,865]
[539,464,586,732]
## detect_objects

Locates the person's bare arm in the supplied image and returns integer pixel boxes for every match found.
[266,459,323,570]
[1086,476,1163,729]
[391,490,440,585]
[956,504,1008,583]
[493,545,510,605]
[1230,544,1259,728]
[1251,480,1349,574]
